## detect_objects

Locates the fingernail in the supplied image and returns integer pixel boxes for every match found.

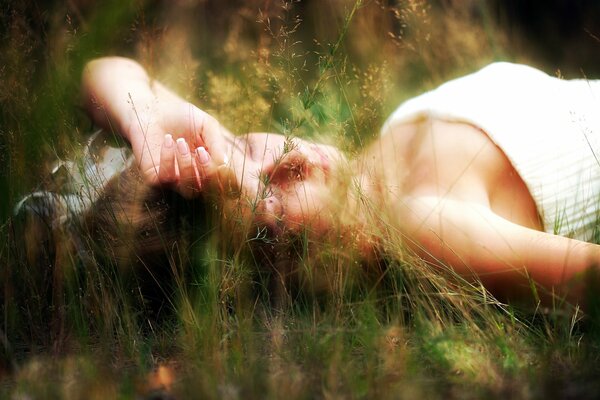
[164,134,174,148]
[196,146,210,164]
[176,138,189,155]
[223,154,229,165]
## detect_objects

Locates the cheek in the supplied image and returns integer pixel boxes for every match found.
[281,182,329,231]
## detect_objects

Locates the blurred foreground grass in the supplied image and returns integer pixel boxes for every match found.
[2,1,600,398]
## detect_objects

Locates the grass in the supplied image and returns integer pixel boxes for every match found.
[2,0,600,398]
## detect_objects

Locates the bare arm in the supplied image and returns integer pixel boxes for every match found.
[81,56,231,197]
[400,195,600,301]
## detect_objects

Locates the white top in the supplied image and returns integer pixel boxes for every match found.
[382,62,600,241]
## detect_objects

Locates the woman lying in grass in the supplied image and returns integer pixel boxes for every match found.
[77,56,600,304]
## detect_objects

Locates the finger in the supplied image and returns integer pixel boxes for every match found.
[195,146,218,185]
[175,138,200,198]
[192,109,230,165]
[195,146,242,202]
[158,134,177,185]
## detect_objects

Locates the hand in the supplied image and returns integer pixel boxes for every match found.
[126,98,231,198]
[81,57,233,198]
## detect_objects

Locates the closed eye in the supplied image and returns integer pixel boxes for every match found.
[267,160,308,184]
[264,152,311,186]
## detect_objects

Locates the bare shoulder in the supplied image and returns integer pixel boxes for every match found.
[377,119,503,195]
[370,118,542,229]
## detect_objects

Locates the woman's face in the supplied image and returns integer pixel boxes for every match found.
[225,133,344,235]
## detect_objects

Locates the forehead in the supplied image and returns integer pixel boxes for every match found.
[247,133,297,158]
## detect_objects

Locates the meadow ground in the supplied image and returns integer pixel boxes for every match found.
[2,1,600,398]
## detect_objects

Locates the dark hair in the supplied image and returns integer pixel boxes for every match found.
[7,129,383,346]
[8,165,199,339]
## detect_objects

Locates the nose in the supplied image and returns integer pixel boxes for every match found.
[254,195,283,228]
